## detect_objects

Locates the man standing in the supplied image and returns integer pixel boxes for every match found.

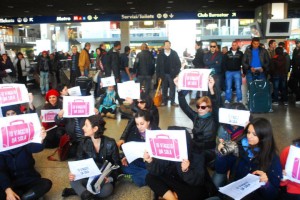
[79,42,91,76]
[203,41,223,90]
[267,39,277,59]
[38,51,51,95]
[106,41,121,82]
[69,45,80,87]
[242,37,269,84]
[190,40,205,105]
[134,43,155,94]
[120,46,131,82]
[291,40,300,104]
[156,40,181,106]
[223,41,244,103]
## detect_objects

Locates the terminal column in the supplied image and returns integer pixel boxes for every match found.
[120,21,130,52]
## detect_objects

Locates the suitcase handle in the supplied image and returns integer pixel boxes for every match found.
[155,134,170,139]
[9,120,25,125]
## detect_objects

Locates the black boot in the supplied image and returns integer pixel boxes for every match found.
[80,190,95,200]
[22,190,38,200]
[62,187,77,197]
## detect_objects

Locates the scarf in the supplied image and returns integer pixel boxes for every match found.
[225,124,244,141]
[241,137,260,159]
[199,112,212,119]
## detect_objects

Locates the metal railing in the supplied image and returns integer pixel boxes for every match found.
[0,35,40,43]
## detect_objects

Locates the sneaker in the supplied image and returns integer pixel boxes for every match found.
[284,101,288,106]
[62,188,76,197]
[272,102,279,106]
[117,174,133,182]
[237,100,243,104]
[171,102,179,107]
[101,113,105,117]
[106,112,116,119]
[160,102,167,107]
[224,100,230,104]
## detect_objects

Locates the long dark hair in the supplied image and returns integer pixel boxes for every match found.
[134,110,151,122]
[87,115,106,139]
[244,118,278,171]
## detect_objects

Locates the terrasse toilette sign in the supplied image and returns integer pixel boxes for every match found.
[63,96,94,118]
[0,113,41,152]
[0,84,29,106]
[146,130,188,162]
[178,69,211,91]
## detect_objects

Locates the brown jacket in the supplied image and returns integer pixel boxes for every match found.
[79,49,91,72]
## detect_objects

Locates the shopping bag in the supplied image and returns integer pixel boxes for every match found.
[153,78,162,107]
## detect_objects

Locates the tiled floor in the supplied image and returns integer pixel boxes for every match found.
[29,86,300,200]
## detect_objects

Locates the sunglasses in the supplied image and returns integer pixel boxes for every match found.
[137,100,146,104]
[196,105,210,110]
[210,46,216,48]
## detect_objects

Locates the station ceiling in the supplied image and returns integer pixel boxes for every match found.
[1,0,299,18]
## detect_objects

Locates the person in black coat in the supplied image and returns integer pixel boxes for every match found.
[144,130,217,200]
[67,115,120,200]
[69,45,81,87]
[0,105,52,200]
[120,110,160,187]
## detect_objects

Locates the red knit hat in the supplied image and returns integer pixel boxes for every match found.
[45,89,60,101]
[42,50,48,55]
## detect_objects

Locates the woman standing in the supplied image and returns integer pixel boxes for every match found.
[94,48,105,98]
[67,115,120,200]
[0,53,16,83]
[13,52,30,85]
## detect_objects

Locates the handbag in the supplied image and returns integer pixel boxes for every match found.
[153,78,162,107]
[93,70,100,83]
[47,134,72,161]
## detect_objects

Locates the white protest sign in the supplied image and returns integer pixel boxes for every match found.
[101,76,116,87]
[178,69,211,91]
[0,113,42,152]
[145,130,188,162]
[117,81,140,99]
[63,96,94,118]
[41,109,60,122]
[219,108,250,127]
[122,141,146,164]
[68,158,101,181]
[0,84,29,106]
[68,86,82,96]
[5,69,12,73]
[285,145,300,184]
[219,173,265,200]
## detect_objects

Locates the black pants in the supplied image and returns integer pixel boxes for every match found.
[101,107,116,114]
[0,178,52,200]
[43,126,65,148]
[162,74,175,103]
[146,174,208,200]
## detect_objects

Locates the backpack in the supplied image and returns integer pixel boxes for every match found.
[47,134,72,161]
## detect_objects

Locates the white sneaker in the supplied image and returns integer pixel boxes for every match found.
[224,100,230,104]
[272,102,279,106]
[284,102,288,106]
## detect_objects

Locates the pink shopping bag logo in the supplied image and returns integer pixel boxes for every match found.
[292,158,300,180]
[0,86,22,104]
[182,71,203,89]
[68,99,90,115]
[149,134,180,159]
[44,111,57,121]
[1,120,35,148]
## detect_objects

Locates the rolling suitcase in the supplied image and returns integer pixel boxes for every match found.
[248,79,272,113]
[75,76,93,96]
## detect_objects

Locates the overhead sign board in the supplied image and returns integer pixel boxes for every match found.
[0,11,254,25]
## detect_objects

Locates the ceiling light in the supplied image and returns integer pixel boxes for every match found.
[166,6,172,9]
[47,4,53,7]
[127,2,133,4]
[130,7,135,10]
[144,21,153,26]
[202,5,208,8]
[59,9,65,12]
[238,5,243,7]
[94,8,100,11]
[24,10,30,13]
[86,3,93,6]
[8,6,14,8]
[208,0,214,2]
[206,23,217,30]
[168,1,174,3]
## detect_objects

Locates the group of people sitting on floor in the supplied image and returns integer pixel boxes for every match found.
[0,74,300,200]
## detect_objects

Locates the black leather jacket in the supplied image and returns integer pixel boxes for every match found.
[156,49,181,79]
[222,50,244,71]
[106,48,120,79]
[134,50,155,76]
[178,91,219,153]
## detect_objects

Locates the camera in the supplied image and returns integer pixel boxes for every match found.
[219,141,239,157]
[253,70,260,76]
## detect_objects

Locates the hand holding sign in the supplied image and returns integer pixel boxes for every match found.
[101,76,116,87]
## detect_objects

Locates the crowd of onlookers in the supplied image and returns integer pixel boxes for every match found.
[0,38,300,200]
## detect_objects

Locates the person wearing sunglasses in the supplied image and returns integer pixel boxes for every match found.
[203,41,223,94]
[117,93,159,148]
[175,75,220,165]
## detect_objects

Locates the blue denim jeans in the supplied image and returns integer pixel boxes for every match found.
[40,71,49,94]
[246,70,266,85]
[225,71,242,102]
[121,70,130,82]
[212,172,227,188]
[121,159,148,187]
[272,75,288,102]
[84,69,89,77]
